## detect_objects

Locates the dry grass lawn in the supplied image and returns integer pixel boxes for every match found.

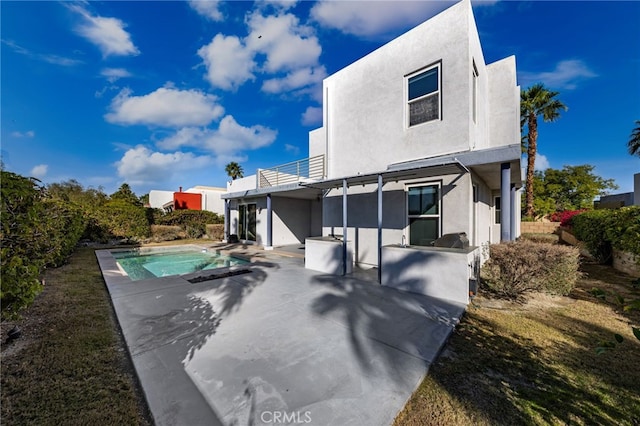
[395,260,640,425]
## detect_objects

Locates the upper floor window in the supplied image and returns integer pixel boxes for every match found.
[407,63,441,127]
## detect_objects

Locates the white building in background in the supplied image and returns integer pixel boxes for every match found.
[221,0,522,304]
[149,186,226,215]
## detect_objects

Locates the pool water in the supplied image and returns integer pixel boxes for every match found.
[113,249,248,281]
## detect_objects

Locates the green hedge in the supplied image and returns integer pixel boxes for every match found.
[153,209,223,239]
[572,206,640,264]
[1,172,86,318]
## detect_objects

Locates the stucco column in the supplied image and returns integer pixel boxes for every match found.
[500,162,512,241]
[224,199,229,242]
[510,184,517,240]
[377,174,383,284]
[266,194,273,250]
[342,179,348,276]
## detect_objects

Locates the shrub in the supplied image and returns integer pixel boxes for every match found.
[149,225,183,242]
[206,224,224,240]
[1,172,46,318]
[520,233,559,245]
[155,209,223,227]
[482,240,580,300]
[572,209,614,264]
[154,209,223,240]
[605,206,640,256]
[549,209,587,227]
[40,199,86,267]
[94,200,150,240]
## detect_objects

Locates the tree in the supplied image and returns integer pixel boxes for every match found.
[110,183,141,206]
[628,120,640,157]
[225,162,244,180]
[530,165,618,216]
[521,83,568,218]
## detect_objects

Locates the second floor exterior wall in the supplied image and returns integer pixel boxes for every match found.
[312,0,519,179]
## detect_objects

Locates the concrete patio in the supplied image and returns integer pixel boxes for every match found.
[96,244,466,426]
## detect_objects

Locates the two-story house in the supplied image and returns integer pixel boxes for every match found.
[222,0,521,302]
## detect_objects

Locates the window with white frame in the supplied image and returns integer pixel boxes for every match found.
[407,63,441,127]
[494,196,501,224]
[407,184,441,246]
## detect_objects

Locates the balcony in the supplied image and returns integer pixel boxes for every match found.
[258,155,325,189]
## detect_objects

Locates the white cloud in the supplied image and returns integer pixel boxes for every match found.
[245,12,321,73]
[2,40,82,66]
[519,59,597,90]
[70,5,139,57]
[310,0,454,38]
[205,115,277,154]
[115,146,213,185]
[189,0,223,21]
[301,106,322,126]
[30,164,48,178]
[11,130,35,138]
[262,0,298,11]
[197,10,323,99]
[261,66,326,94]
[156,116,277,156]
[105,86,225,127]
[198,34,256,90]
[101,68,132,82]
[534,153,550,171]
[284,143,300,156]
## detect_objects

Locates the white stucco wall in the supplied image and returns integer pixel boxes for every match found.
[227,175,257,192]
[149,190,174,209]
[487,56,520,150]
[308,128,326,161]
[185,186,225,215]
[320,1,477,179]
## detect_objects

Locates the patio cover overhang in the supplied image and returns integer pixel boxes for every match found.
[299,144,522,283]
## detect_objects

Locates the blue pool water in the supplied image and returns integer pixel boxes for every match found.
[113,249,248,281]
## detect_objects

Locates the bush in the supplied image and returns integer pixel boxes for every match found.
[94,200,150,241]
[482,240,580,300]
[572,209,614,264]
[155,209,223,227]
[40,199,86,267]
[206,224,224,240]
[549,209,587,227]
[149,225,183,242]
[1,172,46,317]
[154,209,223,240]
[520,233,559,244]
[604,206,640,256]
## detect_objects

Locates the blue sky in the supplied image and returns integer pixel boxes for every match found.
[2,0,639,196]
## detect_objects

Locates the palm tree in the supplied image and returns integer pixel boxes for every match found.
[225,162,244,180]
[628,120,640,157]
[520,83,568,218]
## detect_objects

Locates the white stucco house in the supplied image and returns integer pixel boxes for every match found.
[222,0,522,304]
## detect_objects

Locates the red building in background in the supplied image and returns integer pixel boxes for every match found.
[173,187,202,210]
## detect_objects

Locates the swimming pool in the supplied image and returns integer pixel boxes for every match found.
[113,249,249,281]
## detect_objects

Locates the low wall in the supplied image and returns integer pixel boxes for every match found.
[381,245,480,305]
[613,249,640,278]
[521,222,561,234]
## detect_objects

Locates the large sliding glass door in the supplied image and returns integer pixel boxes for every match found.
[238,203,257,241]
